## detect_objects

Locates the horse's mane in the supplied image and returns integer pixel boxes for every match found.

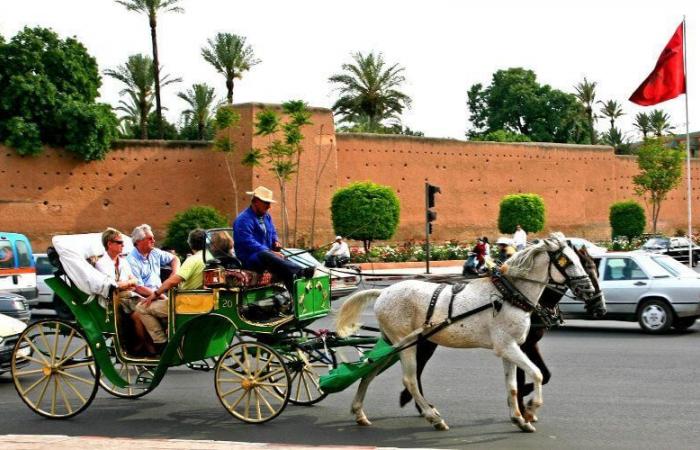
[502,232,567,279]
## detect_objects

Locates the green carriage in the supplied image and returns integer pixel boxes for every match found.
[10,230,372,423]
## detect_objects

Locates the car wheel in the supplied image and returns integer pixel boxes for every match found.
[672,317,697,331]
[638,299,673,334]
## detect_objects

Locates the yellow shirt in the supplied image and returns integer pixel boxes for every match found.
[177,251,205,290]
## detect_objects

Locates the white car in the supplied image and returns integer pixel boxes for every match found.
[566,237,608,257]
[560,251,700,333]
[0,312,28,374]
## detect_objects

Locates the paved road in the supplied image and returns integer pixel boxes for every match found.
[2,299,699,449]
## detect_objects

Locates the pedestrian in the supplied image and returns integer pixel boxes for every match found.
[325,236,350,268]
[494,237,516,265]
[513,224,527,251]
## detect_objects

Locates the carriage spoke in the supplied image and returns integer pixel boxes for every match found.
[15,353,48,366]
[253,353,273,378]
[258,384,285,402]
[55,374,73,415]
[56,343,89,367]
[253,389,262,421]
[57,370,95,386]
[256,387,277,414]
[257,368,285,382]
[60,361,94,371]
[228,388,249,411]
[256,381,288,388]
[34,375,52,408]
[294,368,304,402]
[38,328,54,362]
[19,374,48,396]
[51,376,58,416]
[57,328,76,362]
[60,374,87,404]
[23,336,51,365]
[300,369,314,400]
[52,323,62,364]
[244,387,252,419]
[221,364,246,379]
[13,368,48,377]
[217,377,241,384]
[219,386,245,398]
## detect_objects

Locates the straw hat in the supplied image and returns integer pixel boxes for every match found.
[246,186,276,203]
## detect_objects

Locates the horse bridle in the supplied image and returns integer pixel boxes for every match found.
[545,247,605,316]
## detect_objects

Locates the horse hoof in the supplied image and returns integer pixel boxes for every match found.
[523,410,538,423]
[356,417,372,426]
[433,420,449,431]
[518,422,536,433]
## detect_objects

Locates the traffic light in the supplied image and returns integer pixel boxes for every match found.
[425,183,440,235]
[427,184,441,208]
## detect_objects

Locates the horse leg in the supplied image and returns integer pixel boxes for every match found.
[523,340,550,423]
[516,329,540,414]
[398,346,449,430]
[350,355,394,426]
[400,339,438,413]
[503,359,534,432]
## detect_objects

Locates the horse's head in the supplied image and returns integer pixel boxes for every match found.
[542,233,606,318]
[571,244,607,318]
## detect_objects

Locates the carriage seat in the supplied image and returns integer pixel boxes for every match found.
[203,267,277,290]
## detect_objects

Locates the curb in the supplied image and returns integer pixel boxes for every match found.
[0,435,437,450]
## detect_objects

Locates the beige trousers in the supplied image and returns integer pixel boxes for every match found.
[135,299,168,343]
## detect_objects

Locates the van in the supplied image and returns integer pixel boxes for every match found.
[0,232,38,305]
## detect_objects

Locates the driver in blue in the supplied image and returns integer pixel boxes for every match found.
[233,186,314,292]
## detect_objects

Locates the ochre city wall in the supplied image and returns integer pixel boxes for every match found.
[1,103,698,251]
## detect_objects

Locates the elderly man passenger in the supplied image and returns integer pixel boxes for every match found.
[96,227,155,355]
[233,186,314,293]
[127,224,180,349]
[144,229,207,301]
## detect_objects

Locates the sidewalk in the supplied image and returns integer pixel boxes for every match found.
[0,435,435,450]
[350,260,464,281]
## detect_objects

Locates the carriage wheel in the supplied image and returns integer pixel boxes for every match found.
[11,319,99,419]
[281,341,337,406]
[87,336,153,399]
[215,341,290,423]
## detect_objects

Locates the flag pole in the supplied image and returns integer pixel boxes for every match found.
[683,16,693,266]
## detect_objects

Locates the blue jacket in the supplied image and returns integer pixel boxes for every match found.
[233,206,278,268]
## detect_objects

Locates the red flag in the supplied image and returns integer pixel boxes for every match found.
[629,22,686,106]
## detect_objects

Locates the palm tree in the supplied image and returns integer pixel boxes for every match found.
[598,100,624,129]
[115,0,183,138]
[201,33,260,104]
[649,109,674,137]
[105,54,155,139]
[177,83,217,140]
[574,77,598,144]
[329,51,411,132]
[105,54,180,139]
[633,112,652,139]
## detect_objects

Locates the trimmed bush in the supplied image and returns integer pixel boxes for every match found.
[164,206,228,257]
[610,200,646,240]
[498,194,546,234]
[331,181,400,252]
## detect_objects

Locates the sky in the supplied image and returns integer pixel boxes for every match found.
[1,0,698,140]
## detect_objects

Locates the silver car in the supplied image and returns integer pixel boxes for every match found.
[560,251,700,334]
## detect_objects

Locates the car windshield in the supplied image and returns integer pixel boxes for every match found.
[649,255,697,277]
[643,238,669,248]
[282,248,321,268]
[35,256,54,276]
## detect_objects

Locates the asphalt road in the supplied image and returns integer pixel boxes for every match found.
[2,295,700,450]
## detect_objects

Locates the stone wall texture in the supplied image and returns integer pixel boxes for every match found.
[1,103,698,251]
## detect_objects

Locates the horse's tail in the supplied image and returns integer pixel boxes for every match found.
[335,289,383,337]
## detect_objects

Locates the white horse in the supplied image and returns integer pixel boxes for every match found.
[335,232,597,432]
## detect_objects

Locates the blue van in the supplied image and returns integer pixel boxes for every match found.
[0,232,38,305]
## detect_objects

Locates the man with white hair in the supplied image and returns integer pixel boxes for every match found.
[324,236,350,268]
[127,224,180,349]
[233,186,314,292]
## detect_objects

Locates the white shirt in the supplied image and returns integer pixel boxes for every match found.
[96,252,135,283]
[326,241,350,258]
[513,229,527,248]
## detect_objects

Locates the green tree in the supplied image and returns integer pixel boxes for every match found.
[242,101,313,245]
[201,32,260,104]
[649,109,674,137]
[574,77,598,144]
[498,194,546,234]
[633,112,652,139]
[598,99,624,129]
[0,27,118,160]
[609,201,646,241]
[177,83,217,140]
[329,51,411,132]
[469,129,531,142]
[105,53,180,139]
[467,68,585,143]
[212,105,242,212]
[601,127,631,154]
[331,181,400,252]
[164,205,228,257]
[115,0,183,139]
[633,138,684,233]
